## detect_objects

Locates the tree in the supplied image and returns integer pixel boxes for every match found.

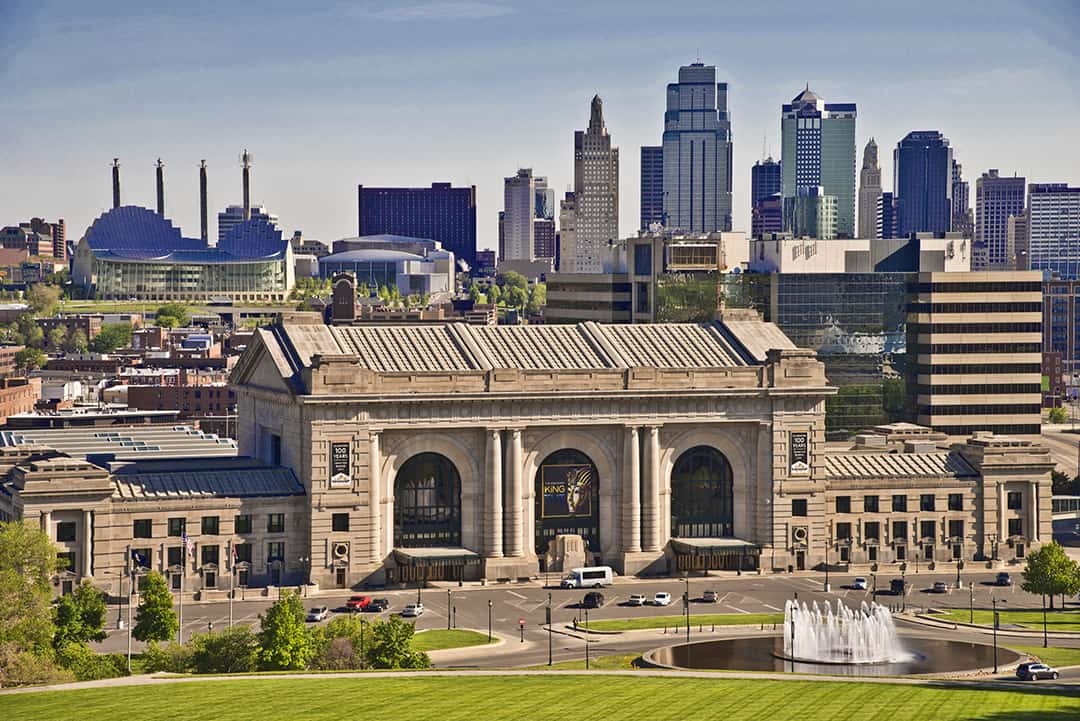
[14,347,46,371]
[53,582,108,649]
[1048,406,1069,424]
[0,521,59,654]
[1021,542,1080,610]
[88,323,133,353]
[64,329,88,354]
[310,615,368,670]
[505,286,528,313]
[500,271,528,293]
[132,571,178,643]
[257,591,313,670]
[155,304,191,328]
[1052,470,1074,496]
[26,284,61,316]
[189,626,259,673]
[365,617,430,669]
[47,325,67,351]
[487,284,502,306]
[526,283,546,316]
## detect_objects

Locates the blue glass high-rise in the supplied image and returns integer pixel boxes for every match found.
[893,131,953,238]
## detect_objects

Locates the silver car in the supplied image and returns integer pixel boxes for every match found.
[306,606,329,622]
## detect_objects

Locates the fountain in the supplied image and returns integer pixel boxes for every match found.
[782,599,913,664]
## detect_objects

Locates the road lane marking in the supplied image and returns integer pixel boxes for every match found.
[762,603,782,612]
[506,591,527,600]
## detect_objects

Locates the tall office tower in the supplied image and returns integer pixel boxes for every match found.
[751,157,781,205]
[534,218,556,259]
[975,169,1026,270]
[661,63,733,233]
[794,186,837,239]
[534,177,555,220]
[876,192,898,239]
[951,160,973,238]
[893,131,953,238]
[217,204,279,244]
[563,95,618,273]
[497,211,505,261]
[357,182,478,267]
[857,139,882,239]
[558,192,576,272]
[1009,211,1030,270]
[781,86,857,238]
[640,146,664,230]
[28,217,65,259]
[501,168,537,261]
[1028,184,1080,279]
[751,195,783,239]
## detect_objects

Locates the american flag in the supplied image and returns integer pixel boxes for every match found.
[181,532,194,559]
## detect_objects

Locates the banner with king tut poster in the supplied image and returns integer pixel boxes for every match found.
[540,464,594,519]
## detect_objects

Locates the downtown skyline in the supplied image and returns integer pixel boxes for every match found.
[2,0,1079,252]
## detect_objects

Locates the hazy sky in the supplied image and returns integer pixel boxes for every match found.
[2,0,1078,252]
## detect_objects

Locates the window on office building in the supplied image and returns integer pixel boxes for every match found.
[133,519,153,539]
[332,513,350,532]
[892,495,907,512]
[864,495,879,513]
[792,499,807,517]
[168,518,186,537]
[835,496,851,514]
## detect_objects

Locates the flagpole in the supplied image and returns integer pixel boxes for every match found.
[126,548,133,672]
[178,569,184,644]
[228,542,235,628]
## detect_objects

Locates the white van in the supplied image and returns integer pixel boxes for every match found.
[560,566,614,589]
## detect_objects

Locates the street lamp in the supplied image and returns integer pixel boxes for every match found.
[683,577,691,644]
[447,589,452,631]
[487,599,493,642]
[546,592,553,667]
[823,537,831,593]
[871,572,877,601]
[956,559,964,590]
[992,596,1007,673]
[298,555,310,596]
[900,562,908,612]
[969,582,974,624]
[584,606,590,670]
[208,621,214,635]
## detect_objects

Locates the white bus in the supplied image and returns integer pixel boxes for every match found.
[560,566,614,589]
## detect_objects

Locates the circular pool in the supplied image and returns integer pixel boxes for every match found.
[645,635,1021,676]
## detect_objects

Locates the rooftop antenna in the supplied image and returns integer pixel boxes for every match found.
[199,160,208,242]
[111,158,121,209]
[239,149,254,221]
[155,158,165,216]
[762,132,767,161]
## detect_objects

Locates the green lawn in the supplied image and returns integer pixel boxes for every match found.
[411,629,495,652]
[938,608,1080,632]
[527,653,643,670]
[2,675,1078,721]
[1010,645,1080,668]
[582,612,783,632]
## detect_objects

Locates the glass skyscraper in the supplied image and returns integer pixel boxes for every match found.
[639,145,664,230]
[357,182,477,267]
[661,63,733,233]
[893,131,953,238]
[1028,183,1080,279]
[781,86,856,238]
[974,169,1025,270]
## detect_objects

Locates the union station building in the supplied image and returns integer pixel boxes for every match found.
[0,314,1055,595]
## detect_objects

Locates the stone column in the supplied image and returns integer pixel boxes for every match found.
[485,429,503,558]
[368,431,381,563]
[998,482,1006,545]
[1030,482,1039,542]
[82,510,93,578]
[622,425,641,553]
[505,429,524,557]
[641,426,661,552]
[41,510,51,539]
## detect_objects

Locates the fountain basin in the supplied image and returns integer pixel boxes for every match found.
[645,635,1022,677]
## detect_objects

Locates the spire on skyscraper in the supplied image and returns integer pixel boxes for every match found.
[589,94,606,134]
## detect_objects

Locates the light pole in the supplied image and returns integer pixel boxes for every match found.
[487,599,493,642]
[823,537,831,593]
[447,589,452,631]
[871,573,877,601]
[298,555,310,596]
[1042,594,1049,648]
[546,592,553,667]
[584,606,590,670]
[683,576,691,644]
[360,618,366,670]
[969,582,974,624]
[900,562,907,612]
[992,596,1007,673]
[956,559,964,590]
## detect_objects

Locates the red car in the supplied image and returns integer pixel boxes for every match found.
[345,595,371,611]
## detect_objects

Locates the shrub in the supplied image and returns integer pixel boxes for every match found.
[55,642,129,681]
[311,637,363,671]
[366,617,430,670]
[0,642,74,688]
[309,614,368,670]
[189,626,259,674]
[141,641,194,674]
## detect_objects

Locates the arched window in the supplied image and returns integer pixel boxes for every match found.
[534,449,600,556]
[394,453,461,547]
[671,446,734,538]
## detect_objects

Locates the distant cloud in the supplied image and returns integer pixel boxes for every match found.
[358,2,514,21]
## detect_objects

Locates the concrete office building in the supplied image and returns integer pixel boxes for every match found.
[661,63,733,233]
[752,195,784,240]
[1043,279,1080,377]
[951,161,973,238]
[794,187,838,240]
[501,169,537,262]
[857,139,882,240]
[218,205,279,246]
[782,86,857,238]
[1028,183,1080,280]
[640,146,664,230]
[534,218,556,260]
[894,131,953,238]
[975,170,1026,270]
[877,192,899,240]
[357,183,478,268]
[751,158,782,240]
[906,271,1042,437]
[562,96,619,274]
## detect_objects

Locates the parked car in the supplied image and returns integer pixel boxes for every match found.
[852,577,868,590]
[365,598,390,612]
[996,572,1013,587]
[627,593,647,606]
[930,581,949,594]
[402,603,425,617]
[653,592,672,606]
[1016,662,1059,680]
[702,590,719,603]
[346,595,372,611]
[890,578,906,595]
[582,591,605,609]
[306,606,329,622]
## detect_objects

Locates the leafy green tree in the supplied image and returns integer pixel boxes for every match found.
[55,642,128,681]
[257,591,313,670]
[1052,470,1073,496]
[26,284,61,316]
[366,617,430,669]
[155,304,191,328]
[505,286,528,312]
[53,582,108,649]
[0,521,59,654]
[88,322,133,353]
[1022,542,1080,610]
[526,283,546,316]
[14,347,46,371]
[309,615,368,670]
[488,284,502,305]
[189,626,259,673]
[1048,406,1069,424]
[500,271,527,293]
[140,640,193,673]
[132,571,178,643]
[64,329,88,354]
[47,325,67,350]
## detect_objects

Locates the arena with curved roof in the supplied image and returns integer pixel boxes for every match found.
[73,206,294,301]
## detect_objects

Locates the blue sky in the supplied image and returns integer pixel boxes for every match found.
[2,0,1078,252]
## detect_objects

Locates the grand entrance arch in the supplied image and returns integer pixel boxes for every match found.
[393,452,462,548]
[534,449,600,557]
[670,445,734,538]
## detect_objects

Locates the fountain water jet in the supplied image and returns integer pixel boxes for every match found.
[782,599,914,664]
